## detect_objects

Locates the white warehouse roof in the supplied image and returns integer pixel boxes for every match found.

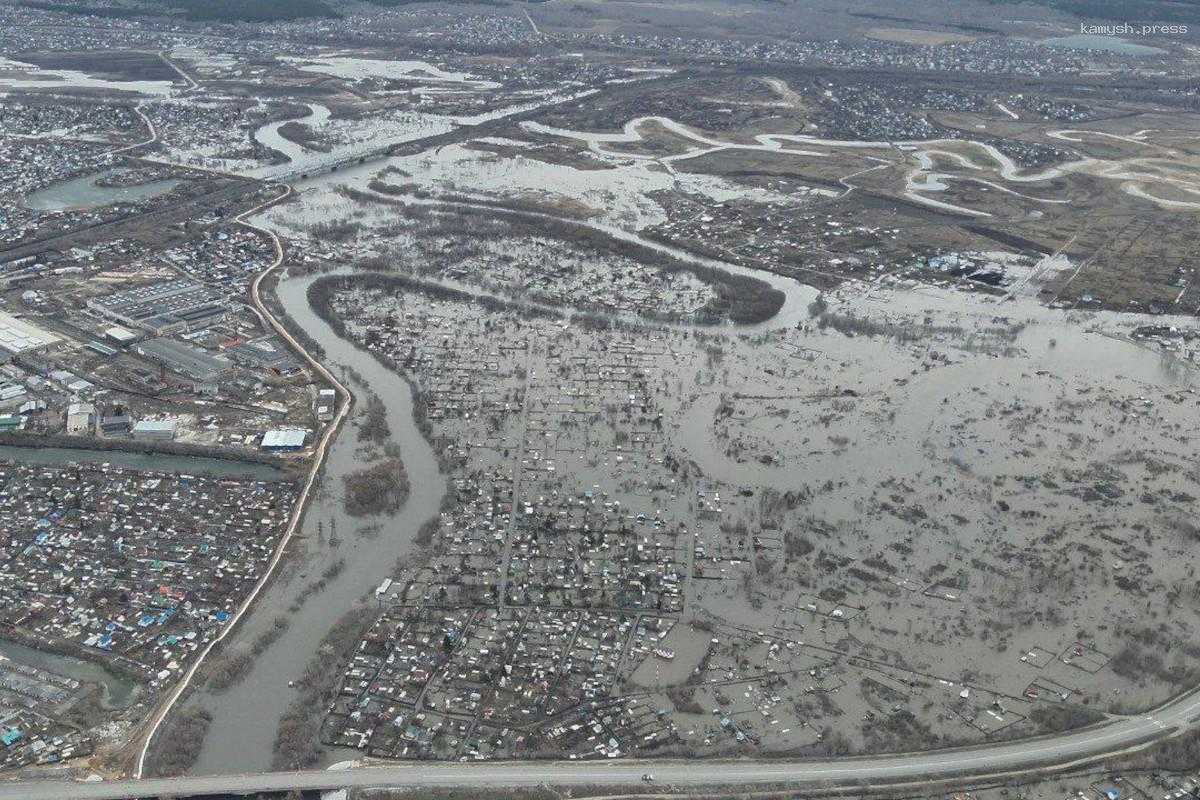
[261,429,307,449]
[0,311,59,355]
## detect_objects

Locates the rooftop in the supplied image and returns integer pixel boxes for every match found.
[0,312,59,355]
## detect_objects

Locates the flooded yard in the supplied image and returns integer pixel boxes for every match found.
[0,639,138,711]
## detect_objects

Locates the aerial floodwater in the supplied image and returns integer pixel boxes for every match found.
[0,444,284,481]
[0,639,138,710]
[184,268,445,774]
[251,103,333,168]
[1038,34,1167,55]
[5,0,1200,794]
[22,169,182,212]
[21,169,182,212]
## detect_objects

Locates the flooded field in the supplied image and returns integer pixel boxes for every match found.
[1038,34,1166,56]
[524,114,1200,217]
[279,55,500,90]
[0,55,175,96]
[258,159,818,328]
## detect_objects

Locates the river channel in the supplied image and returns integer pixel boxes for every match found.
[251,102,333,172]
[182,268,446,774]
[0,444,284,481]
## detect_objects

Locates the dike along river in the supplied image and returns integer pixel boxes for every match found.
[184,268,446,775]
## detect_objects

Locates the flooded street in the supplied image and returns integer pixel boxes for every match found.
[184,269,445,774]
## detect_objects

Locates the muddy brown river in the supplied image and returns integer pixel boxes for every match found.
[183,268,446,775]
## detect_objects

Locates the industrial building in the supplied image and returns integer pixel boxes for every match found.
[134,337,233,383]
[98,414,131,436]
[226,337,302,376]
[104,325,139,345]
[131,419,177,441]
[65,402,95,434]
[260,428,307,451]
[87,279,226,335]
[0,311,59,357]
[0,382,25,410]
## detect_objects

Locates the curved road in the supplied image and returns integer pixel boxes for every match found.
[127,186,355,779]
[5,687,1199,799]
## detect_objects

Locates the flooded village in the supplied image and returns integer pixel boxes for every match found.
[0,0,1199,796]
[297,243,1200,763]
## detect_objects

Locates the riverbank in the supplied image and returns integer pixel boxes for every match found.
[0,435,289,480]
[130,185,348,779]
[175,267,446,775]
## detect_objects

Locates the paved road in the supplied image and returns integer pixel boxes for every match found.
[5,689,1200,799]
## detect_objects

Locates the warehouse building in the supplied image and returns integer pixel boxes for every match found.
[66,402,95,435]
[131,419,177,441]
[0,311,59,357]
[227,337,302,376]
[104,326,139,345]
[0,382,26,410]
[134,337,233,384]
[260,428,307,452]
[87,279,226,335]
